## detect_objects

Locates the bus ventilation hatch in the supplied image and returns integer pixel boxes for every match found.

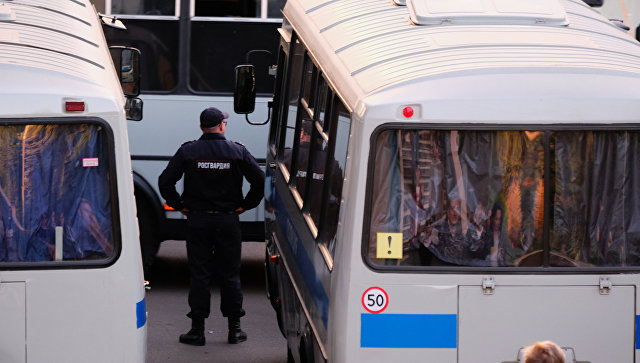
[407,0,569,26]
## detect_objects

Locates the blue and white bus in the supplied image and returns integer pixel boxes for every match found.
[236,0,640,361]
[0,0,146,361]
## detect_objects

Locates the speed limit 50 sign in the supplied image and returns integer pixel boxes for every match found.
[361,287,388,314]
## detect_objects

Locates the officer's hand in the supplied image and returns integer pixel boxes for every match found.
[180,208,189,216]
[234,207,245,215]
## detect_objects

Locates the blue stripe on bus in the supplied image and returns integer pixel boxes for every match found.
[136,297,147,329]
[637,315,640,349]
[361,314,457,348]
[272,186,330,328]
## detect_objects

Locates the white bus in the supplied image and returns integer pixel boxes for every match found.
[235,0,640,361]
[95,0,285,273]
[0,1,146,361]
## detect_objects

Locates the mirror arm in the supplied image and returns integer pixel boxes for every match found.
[245,100,272,126]
[245,49,273,64]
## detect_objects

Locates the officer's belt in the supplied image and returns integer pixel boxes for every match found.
[191,210,235,215]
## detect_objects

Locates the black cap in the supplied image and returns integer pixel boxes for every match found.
[200,107,229,127]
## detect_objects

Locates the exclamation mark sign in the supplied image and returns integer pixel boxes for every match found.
[376,232,403,259]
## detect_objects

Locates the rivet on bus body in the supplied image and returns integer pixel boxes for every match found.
[402,106,414,118]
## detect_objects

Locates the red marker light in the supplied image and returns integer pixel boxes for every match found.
[402,107,414,118]
[65,101,85,112]
[164,203,176,211]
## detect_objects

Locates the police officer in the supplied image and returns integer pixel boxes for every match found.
[158,107,265,346]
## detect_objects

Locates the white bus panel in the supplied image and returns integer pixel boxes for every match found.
[0,1,146,361]
[255,0,640,362]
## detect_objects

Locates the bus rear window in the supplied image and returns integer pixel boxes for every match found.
[366,129,640,268]
[0,123,116,265]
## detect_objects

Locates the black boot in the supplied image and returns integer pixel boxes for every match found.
[227,317,247,344]
[179,318,205,346]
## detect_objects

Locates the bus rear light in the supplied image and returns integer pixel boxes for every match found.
[164,203,175,211]
[270,254,280,264]
[65,101,85,112]
[402,106,414,118]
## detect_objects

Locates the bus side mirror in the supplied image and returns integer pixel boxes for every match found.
[109,46,141,97]
[234,65,256,114]
[125,97,143,121]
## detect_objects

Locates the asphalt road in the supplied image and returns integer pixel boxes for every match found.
[144,240,287,363]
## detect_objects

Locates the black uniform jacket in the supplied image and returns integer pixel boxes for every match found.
[158,132,265,212]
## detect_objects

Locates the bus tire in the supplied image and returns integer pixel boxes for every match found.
[264,245,286,336]
[287,346,295,363]
[136,192,160,276]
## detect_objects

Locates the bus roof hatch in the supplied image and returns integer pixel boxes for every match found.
[407,0,569,26]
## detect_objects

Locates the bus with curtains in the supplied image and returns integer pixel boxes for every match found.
[235,0,640,361]
[97,0,285,274]
[0,0,146,361]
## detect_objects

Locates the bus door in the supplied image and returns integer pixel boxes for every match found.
[0,281,25,362]
[458,283,634,362]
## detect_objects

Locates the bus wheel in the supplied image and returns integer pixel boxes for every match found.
[264,246,286,336]
[287,346,295,363]
[136,193,160,277]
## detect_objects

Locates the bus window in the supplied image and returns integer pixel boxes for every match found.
[550,131,640,267]
[103,20,179,92]
[0,123,116,264]
[266,0,287,18]
[195,0,259,17]
[305,78,331,225]
[280,38,305,174]
[269,46,289,153]
[193,0,285,18]
[367,129,640,268]
[297,119,327,219]
[301,55,317,110]
[275,49,350,247]
[314,77,328,126]
[111,0,176,15]
[189,20,279,93]
[323,99,350,257]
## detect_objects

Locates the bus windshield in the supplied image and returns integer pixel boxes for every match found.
[0,123,115,264]
[367,128,640,268]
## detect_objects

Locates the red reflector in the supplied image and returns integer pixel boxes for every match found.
[65,101,85,112]
[402,107,414,118]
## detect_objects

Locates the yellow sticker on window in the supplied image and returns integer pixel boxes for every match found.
[376,232,403,259]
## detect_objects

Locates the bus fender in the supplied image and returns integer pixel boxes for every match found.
[132,171,164,224]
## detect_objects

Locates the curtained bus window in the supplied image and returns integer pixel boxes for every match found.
[367,129,640,268]
[0,123,116,264]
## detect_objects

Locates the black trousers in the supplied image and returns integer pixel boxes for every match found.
[185,213,245,320]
